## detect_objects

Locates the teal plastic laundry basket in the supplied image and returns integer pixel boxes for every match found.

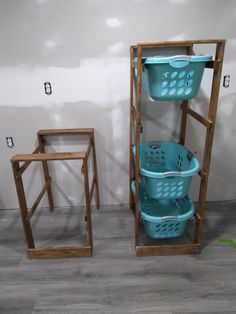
[132,181,195,239]
[133,141,199,200]
[140,55,212,100]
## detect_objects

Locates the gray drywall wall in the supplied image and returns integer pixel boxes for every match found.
[0,0,236,209]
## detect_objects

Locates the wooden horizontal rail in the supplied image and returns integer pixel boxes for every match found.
[89,177,96,203]
[14,143,44,176]
[136,243,201,256]
[26,178,51,222]
[183,106,213,128]
[198,170,208,178]
[11,151,86,162]
[132,43,193,49]
[38,128,94,136]
[132,39,225,49]
[27,246,92,259]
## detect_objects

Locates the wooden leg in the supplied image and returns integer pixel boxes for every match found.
[83,159,93,249]
[129,46,135,210]
[134,46,143,249]
[194,173,208,242]
[91,131,100,210]
[11,162,35,249]
[180,100,189,145]
[37,136,54,211]
[135,195,140,248]
[194,218,202,244]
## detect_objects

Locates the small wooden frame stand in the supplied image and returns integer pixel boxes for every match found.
[129,39,225,256]
[11,128,100,259]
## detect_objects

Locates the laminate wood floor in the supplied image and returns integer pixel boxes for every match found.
[0,202,236,314]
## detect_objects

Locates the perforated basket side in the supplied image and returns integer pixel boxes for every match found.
[143,219,186,239]
[139,142,199,179]
[144,56,212,100]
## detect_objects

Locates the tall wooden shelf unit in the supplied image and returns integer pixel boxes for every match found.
[129,39,225,256]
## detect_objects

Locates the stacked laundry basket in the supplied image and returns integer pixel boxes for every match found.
[132,141,199,239]
[132,52,212,240]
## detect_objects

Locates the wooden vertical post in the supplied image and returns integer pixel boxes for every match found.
[37,134,54,211]
[129,46,135,210]
[11,162,35,249]
[83,159,93,249]
[134,45,143,247]
[179,45,193,145]
[91,130,100,209]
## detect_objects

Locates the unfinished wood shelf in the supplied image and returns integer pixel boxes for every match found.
[129,39,225,256]
[11,128,100,259]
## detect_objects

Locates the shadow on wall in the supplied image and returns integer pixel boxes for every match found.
[141,94,181,143]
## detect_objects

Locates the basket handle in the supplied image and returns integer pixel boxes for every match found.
[161,215,178,220]
[169,55,191,68]
[149,141,161,149]
[163,171,181,177]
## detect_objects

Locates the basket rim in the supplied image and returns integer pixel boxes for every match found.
[133,142,200,178]
[140,199,194,223]
[131,181,195,223]
[143,55,212,64]
[133,55,212,64]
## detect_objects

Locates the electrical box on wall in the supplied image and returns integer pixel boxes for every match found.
[6,137,14,148]
[223,75,230,88]
[44,82,52,95]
